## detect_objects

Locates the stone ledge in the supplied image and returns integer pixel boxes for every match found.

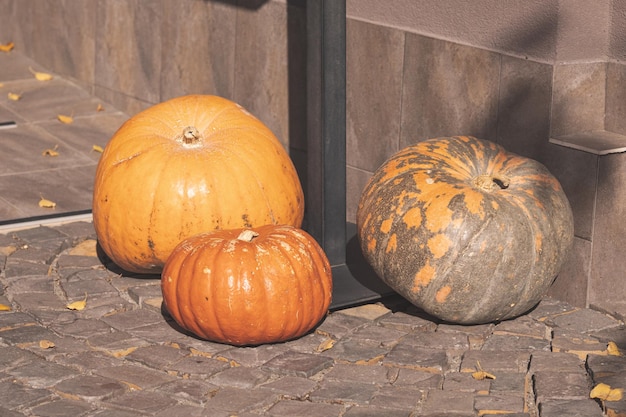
[549,130,626,155]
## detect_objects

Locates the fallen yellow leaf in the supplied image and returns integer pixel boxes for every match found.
[92,144,104,153]
[42,145,59,157]
[472,361,496,380]
[29,66,53,81]
[590,382,623,402]
[7,92,21,101]
[96,103,105,112]
[0,303,11,311]
[607,341,622,356]
[315,338,336,353]
[57,114,73,124]
[66,294,87,311]
[0,41,14,52]
[38,195,56,208]
[39,340,56,349]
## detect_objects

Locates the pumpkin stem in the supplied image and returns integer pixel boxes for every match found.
[181,126,201,145]
[237,229,260,242]
[473,174,510,192]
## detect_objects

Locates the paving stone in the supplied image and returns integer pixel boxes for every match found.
[492,315,552,339]
[60,278,118,299]
[323,362,393,385]
[0,380,53,409]
[343,404,413,416]
[219,343,288,367]
[337,303,391,321]
[100,308,164,331]
[266,399,344,417]
[400,329,469,350]
[0,323,59,346]
[552,329,609,360]
[259,375,318,398]
[280,331,330,353]
[315,312,369,339]
[383,344,449,373]
[262,350,334,378]
[55,350,122,372]
[7,274,55,293]
[95,364,177,390]
[203,387,277,413]
[10,292,66,311]
[51,318,113,339]
[12,226,66,243]
[154,403,205,417]
[74,295,135,320]
[378,311,438,332]
[208,365,272,389]
[0,406,26,417]
[26,309,76,327]
[0,311,38,329]
[86,330,151,357]
[166,355,230,378]
[588,326,626,351]
[460,350,530,373]
[310,380,378,404]
[369,385,425,410]
[10,333,89,361]
[529,350,585,373]
[488,371,528,394]
[0,346,41,370]
[474,394,526,415]
[26,398,94,417]
[586,353,626,380]
[421,389,475,415]
[90,409,137,417]
[325,338,389,363]
[125,344,189,369]
[550,307,623,333]
[605,399,626,417]
[53,374,127,401]
[156,379,218,405]
[533,371,590,402]
[482,333,551,351]
[443,371,491,394]
[104,390,178,414]
[538,399,604,417]
[8,360,78,388]
[343,323,408,346]
[127,284,163,309]
[525,297,577,321]
[392,368,444,389]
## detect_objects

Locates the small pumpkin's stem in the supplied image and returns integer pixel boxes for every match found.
[473,174,510,192]
[237,229,260,242]
[181,126,201,145]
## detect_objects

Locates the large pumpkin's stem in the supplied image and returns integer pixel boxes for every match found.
[473,174,510,192]
[237,229,260,242]
[181,126,201,146]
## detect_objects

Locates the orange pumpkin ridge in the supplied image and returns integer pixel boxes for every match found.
[93,95,304,274]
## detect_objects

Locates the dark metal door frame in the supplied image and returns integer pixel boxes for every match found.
[306,0,392,309]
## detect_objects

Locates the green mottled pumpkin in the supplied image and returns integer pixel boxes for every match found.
[357,136,574,324]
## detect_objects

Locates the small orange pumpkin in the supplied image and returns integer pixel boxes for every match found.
[161,225,333,346]
[92,95,304,274]
[357,136,574,324]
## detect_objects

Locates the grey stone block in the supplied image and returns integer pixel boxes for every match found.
[262,350,333,378]
[538,399,604,417]
[53,375,126,401]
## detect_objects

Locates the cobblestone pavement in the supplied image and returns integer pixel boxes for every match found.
[0,221,625,417]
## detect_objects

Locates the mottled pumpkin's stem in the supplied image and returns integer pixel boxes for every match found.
[237,229,260,242]
[181,126,201,145]
[473,174,510,192]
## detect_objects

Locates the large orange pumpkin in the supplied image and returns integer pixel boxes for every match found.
[93,95,304,274]
[161,225,332,345]
[357,136,574,324]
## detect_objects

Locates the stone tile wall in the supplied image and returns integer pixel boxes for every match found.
[0,0,624,317]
